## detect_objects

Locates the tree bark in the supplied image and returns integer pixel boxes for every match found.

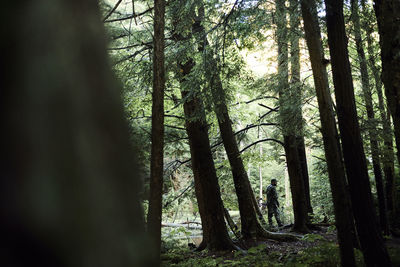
[351,0,389,236]
[178,60,235,251]
[283,136,309,233]
[193,5,272,241]
[289,0,313,216]
[367,33,396,226]
[276,0,309,233]
[147,0,166,262]
[300,0,358,265]
[369,0,397,227]
[324,0,391,266]
[0,1,153,266]
[373,0,400,171]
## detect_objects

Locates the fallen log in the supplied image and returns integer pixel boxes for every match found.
[161,222,202,230]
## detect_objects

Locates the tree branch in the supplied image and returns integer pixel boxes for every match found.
[239,138,284,153]
[104,7,154,23]
[102,0,123,22]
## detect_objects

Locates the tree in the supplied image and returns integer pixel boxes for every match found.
[324,0,391,265]
[289,0,313,216]
[0,0,153,266]
[170,3,236,249]
[373,0,400,169]
[371,0,399,228]
[147,0,166,262]
[300,0,357,265]
[178,59,236,251]
[350,0,389,236]
[193,3,285,242]
[276,0,309,233]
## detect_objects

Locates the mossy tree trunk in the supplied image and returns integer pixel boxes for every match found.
[276,0,309,233]
[289,0,313,216]
[177,59,235,251]
[192,4,267,241]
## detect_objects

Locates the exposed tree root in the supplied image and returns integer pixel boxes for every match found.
[256,224,301,242]
[195,240,207,252]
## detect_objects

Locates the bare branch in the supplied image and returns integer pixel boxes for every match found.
[239,138,284,153]
[104,7,154,23]
[103,0,123,22]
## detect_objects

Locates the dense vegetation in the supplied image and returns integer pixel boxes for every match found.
[2,0,400,266]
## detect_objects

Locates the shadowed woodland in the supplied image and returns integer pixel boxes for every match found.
[2,0,400,266]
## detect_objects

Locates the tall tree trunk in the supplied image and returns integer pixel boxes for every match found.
[276,0,309,233]
[324,0,391,266]
[289,0,313,216]
[170,5,235,251]
[192,5,272,241]
[284,167,292,221]
[368,38,396,227]
[259,144,263,202]
[373,0,400,170]
[368,0,396,226]
[283,136,309,233]
[0,1,153,266]
[178,60,235,251]
[300,0,357,265]
[147,0,166,262]
[351,0,389,235]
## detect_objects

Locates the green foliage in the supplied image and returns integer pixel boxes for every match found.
[301,234,325,242]
[309,152,335,222]
[247,244,268,255]
[326,225,336,234]
[287,243,341,266]
[161,241,372,267]
[103,0,380,240]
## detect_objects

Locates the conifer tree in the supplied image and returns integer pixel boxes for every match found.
[147,0,166,262]
[324,0,391,265]
[300,0,357,265]
[276,0,308,233]
[350,0,389,235]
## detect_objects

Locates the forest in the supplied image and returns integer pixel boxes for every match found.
[2,0,400,266]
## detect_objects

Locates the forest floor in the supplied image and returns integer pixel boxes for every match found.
[161,225,400,267]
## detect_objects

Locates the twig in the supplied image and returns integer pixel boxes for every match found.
[103,0,123,22]
[240,138,284,154]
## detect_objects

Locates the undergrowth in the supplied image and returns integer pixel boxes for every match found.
[161,238,400,267]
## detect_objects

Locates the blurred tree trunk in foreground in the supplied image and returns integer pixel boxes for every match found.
[0,1,153,266]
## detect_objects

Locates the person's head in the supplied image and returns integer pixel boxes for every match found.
[271,179,277,186]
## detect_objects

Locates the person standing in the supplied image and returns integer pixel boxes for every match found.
[266,179,283,227]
